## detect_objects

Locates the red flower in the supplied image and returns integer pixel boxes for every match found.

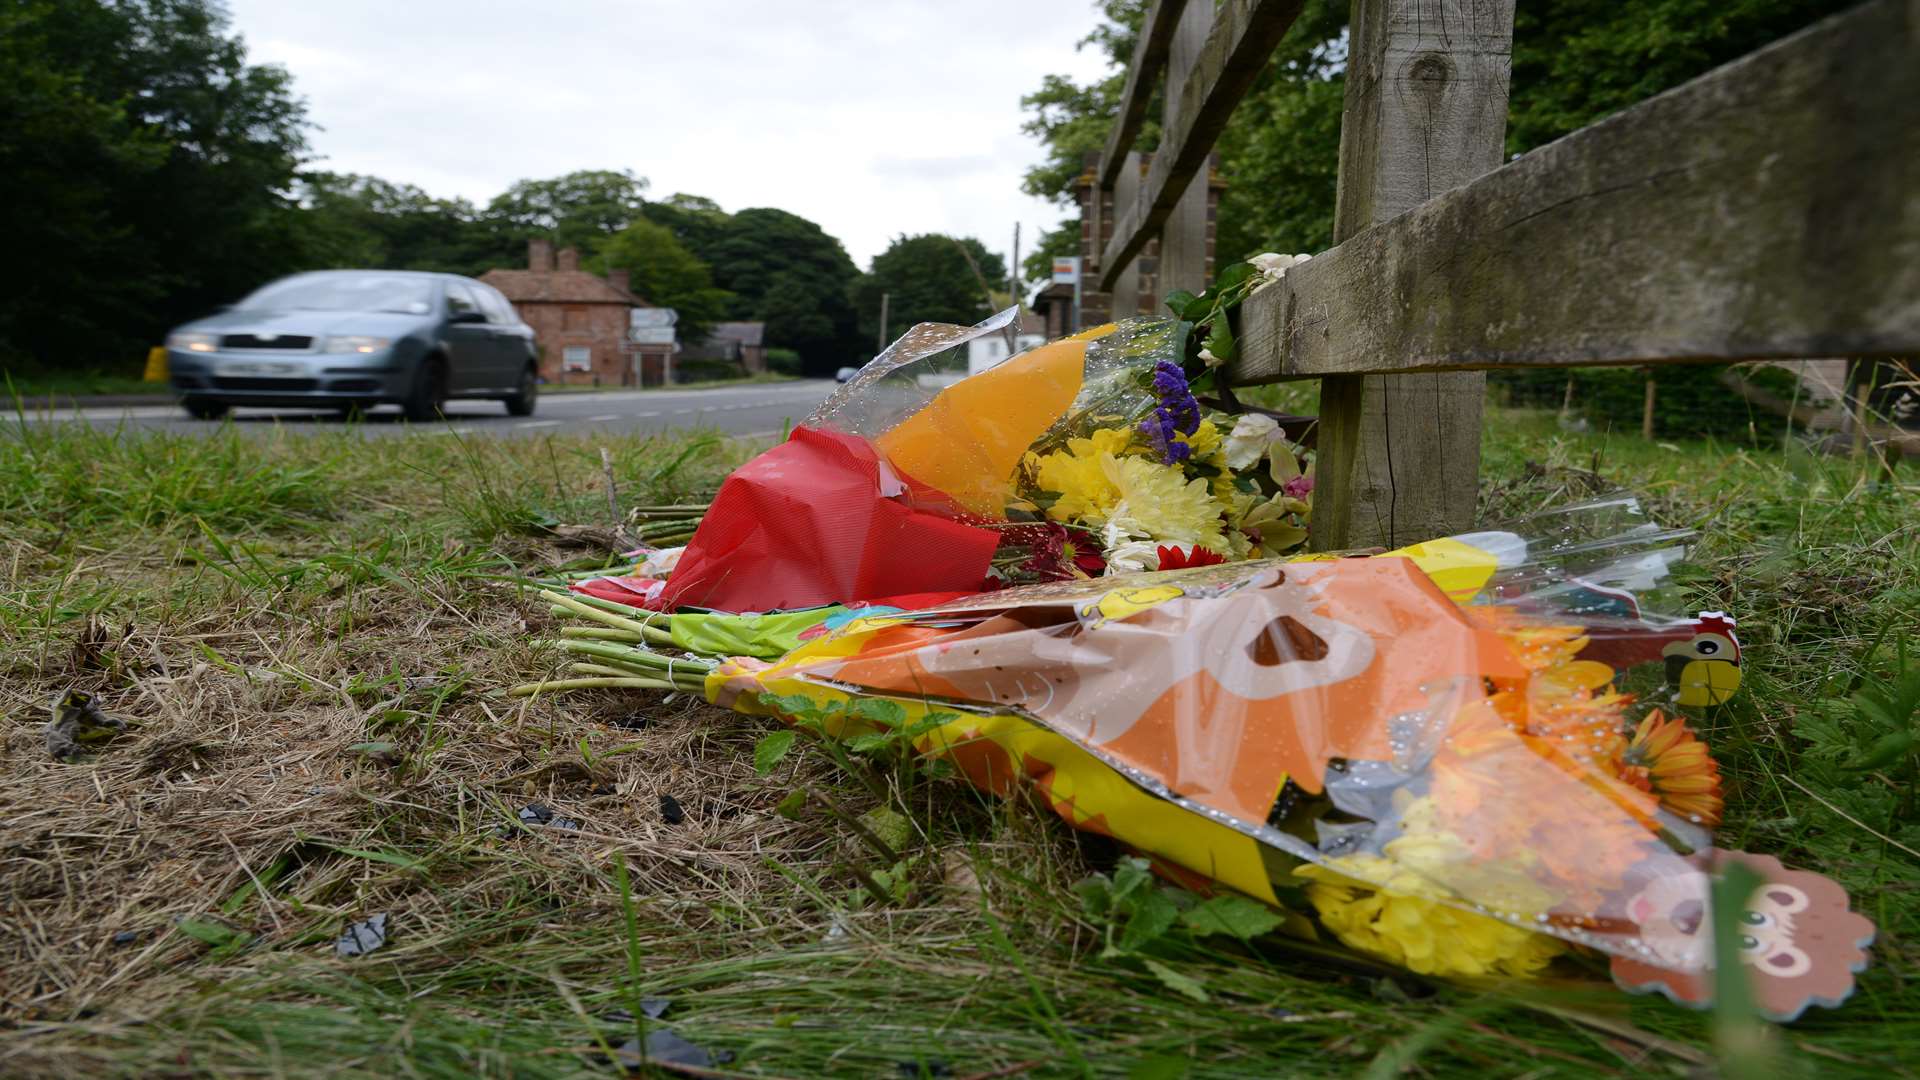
[1009,522,1106,581]
[1156,545,1226,570]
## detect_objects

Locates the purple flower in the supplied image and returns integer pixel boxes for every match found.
[1283,473,1314,499]
[1140,361,1201,464]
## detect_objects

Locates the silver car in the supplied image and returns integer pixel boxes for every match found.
[164,270,539,420]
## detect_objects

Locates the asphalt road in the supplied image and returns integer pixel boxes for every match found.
[16,381,842,439]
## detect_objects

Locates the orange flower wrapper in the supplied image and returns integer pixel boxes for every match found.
[695,503,1874,1020]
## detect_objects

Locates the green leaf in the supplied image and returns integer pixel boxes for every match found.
[176,918,249,947]
[1116,887,1180,954]
[310,841,424,870]
[1141,957,1210,1003]
[774,789,808,820]
[1163,289,1199,318]
[846,733,896,754]
[859,806,914,853]
[753,729,797,775]
[1182,895,1284,941]
[1845,729,1915,771]
[1204,310,1236,367]
[848,698,906,728]
[1074,876,1114,919]
[1109,857,1154,908]
[1214,261,1258,293]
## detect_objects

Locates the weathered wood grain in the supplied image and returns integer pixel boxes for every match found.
[1305,0,1514,550]
[1098,0,1306,291]
[1158,0,1217,296]
[1098,0,1191,188]
[1236,0,1920,382]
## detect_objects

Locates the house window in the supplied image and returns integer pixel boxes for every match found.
[562,346,592,372]
[563,306,588,333]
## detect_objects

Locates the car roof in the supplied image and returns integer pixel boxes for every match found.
[286,269,484,285]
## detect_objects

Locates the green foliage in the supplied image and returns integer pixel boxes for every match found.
[1508,0,1856,154]
[764,347,802,376]
[592,219,733,342]
[484,168,649,254]
[855,233,1008,349]
[293,171,511,276]
[1021,0,1851,270]
[689,208,862,371]
[1076,857,1281,957]
[0,0,311,370]
[1491,364,1790,441]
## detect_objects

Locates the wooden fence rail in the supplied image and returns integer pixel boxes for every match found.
[1090,0,1920,550]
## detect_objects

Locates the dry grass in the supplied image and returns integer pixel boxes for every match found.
[0,413,1915,1078]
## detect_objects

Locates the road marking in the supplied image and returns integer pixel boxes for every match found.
[431,427,474,437]
[586,414,619,422]
[516,420,562,429]
[639,411,660,418]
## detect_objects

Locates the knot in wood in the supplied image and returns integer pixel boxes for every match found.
[1406,52,1453,92]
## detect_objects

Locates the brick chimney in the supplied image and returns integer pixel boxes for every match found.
[527,237,554,273]
[556,247,580,273]
[606,269,631,295]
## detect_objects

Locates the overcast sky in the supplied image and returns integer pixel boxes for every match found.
[225,0,1115,274]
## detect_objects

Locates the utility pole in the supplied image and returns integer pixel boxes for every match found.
[1009,222,1021,311]
[875,291,890,355]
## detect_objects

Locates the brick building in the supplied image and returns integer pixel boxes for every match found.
[482,240,661,386]
[1031,149,1225,335]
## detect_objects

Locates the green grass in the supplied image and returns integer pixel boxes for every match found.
[0,406,1914,1078]
[3,369,169,399]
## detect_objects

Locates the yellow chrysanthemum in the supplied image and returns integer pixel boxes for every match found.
[1294,796,1566,978]
[1102,454,1227,552]
[1067,427,1137,459]
[1175,418,1223,459]
[1027,446,1121,523]
[1298,858,1566,978]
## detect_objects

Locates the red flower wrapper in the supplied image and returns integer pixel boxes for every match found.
[662,425,1000,613]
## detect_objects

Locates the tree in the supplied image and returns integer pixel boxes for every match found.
[1019,0,1853,277]
[593,219,734,342]
[484,169,649,254]
[293,172,507,275]
[643,193,732,262]
[0,0,312,369]
[698,208,862,370]
[855,234,1007,349]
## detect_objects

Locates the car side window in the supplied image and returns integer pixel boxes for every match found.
[444,281,480,318]
[477,285,517,325]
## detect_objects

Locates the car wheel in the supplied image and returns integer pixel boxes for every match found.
[182,398,229,420]
[503,365,538,416]
[401,358,447,422]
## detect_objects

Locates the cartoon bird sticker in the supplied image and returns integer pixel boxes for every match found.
[1662,612,1742,707]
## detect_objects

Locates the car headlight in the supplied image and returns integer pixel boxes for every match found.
[167,331,218,353]
[322,336,391,354]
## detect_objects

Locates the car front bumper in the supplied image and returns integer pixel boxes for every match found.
[167,349,413,405]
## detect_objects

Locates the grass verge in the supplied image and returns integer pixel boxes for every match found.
[0,407,1914,1078]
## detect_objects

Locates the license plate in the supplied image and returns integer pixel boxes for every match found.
[219,361,302,376]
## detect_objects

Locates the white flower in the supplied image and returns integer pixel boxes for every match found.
[1251,251,1312,283]
[1103,541,1161,576]
[1223,412,1282,470]
[1198,346,1223,368]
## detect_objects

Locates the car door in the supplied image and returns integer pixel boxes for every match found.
[477,283,533,386]
[441,281,495,392]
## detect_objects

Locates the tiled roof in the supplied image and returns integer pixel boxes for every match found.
[479,269,644,306]
[708,321,766,347]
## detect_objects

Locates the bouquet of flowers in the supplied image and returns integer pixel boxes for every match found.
[517,498,1876,1021]
[650,302,1317,613]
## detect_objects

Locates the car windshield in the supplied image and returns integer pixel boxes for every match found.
[236,274,436,315]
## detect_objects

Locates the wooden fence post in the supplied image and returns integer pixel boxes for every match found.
[1310,0,1515,550]
[1158,0,1216,296]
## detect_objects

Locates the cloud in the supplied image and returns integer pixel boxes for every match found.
[229,0,1115,270]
